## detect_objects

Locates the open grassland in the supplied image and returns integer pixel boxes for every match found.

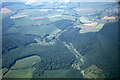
[48,15,76,22]
[3,56,41,78]
[83,22,98,26]
[79,24,104,33]
[11,56,41,70]
[3,68,35,78]
[47,29,61,40]
[10,14,29,19]
[10,9,49,19]
[75,8,96,16]
[79,17,92,24]
[42,68,82,78]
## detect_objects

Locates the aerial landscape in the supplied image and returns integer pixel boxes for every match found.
[0,0,119,79]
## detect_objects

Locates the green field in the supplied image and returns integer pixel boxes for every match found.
[3,56,41,78]
[79,24,104,33]
[11,56,41,70]
[3,68,35,78]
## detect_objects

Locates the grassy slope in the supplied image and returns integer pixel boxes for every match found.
[4,68,35,78]
[11,56,41,70]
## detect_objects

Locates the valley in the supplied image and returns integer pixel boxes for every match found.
[1,1,119,79]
